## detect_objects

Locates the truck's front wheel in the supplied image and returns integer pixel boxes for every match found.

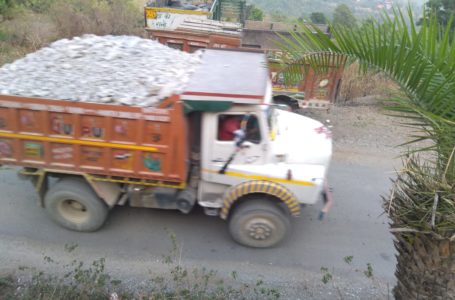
[44,178,108,232]
[228,199,290,248]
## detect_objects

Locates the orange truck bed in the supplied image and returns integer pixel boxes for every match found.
[0,94,188,185]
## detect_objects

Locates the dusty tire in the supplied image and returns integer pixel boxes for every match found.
[44,178,108,232]
[228,199,291,248]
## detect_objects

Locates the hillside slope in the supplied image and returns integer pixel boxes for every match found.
[249,0,425,19]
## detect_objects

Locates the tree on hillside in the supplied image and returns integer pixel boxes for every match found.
[246,4,264,21]
[310,12,327,24]
[280,8,455,299]
[332,4,356,28]
[422,0,455,33]
[270,11,289,23]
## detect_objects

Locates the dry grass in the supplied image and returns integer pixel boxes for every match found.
[0,236,281,299]
[0,42,30,65]
[338,63,400,103]
[50,0,144,39]
[0,0,144,67]
[1,10,57,50]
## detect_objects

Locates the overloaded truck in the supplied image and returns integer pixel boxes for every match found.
[0,47,332,248]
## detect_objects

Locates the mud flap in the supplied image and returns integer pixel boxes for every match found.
[319,180,333,220]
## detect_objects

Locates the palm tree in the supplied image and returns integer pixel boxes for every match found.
[278,8,455,299]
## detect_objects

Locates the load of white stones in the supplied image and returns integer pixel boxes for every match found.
[0,35,202,107]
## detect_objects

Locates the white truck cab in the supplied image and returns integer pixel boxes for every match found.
[181,49,333,247]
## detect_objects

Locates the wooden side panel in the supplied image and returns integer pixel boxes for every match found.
[0,107,15,162]
[301,67,342,101]
[147,29,241,52]
[18,109,45,133]
[0,95,188,184]
[50,143,75,166]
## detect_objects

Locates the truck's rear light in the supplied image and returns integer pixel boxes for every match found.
[314,126,332,139]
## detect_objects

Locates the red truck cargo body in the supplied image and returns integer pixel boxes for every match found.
[0,94,188,185]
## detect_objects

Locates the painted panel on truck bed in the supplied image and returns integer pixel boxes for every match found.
[0,95,188,185]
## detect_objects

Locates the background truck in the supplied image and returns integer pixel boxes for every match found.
[143,0,346,110]
[0,49,332,248]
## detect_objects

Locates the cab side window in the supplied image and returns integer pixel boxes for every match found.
[245,115,261,144]
[217,114,261,144]
[218,115,241,141]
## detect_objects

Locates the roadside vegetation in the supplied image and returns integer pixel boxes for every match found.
[337,63,400,103]
[0,0,143,66]
[0,234,281,300]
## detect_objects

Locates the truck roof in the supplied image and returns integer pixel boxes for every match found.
[182,49,269,105]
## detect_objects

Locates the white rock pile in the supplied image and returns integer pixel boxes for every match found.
[0,35,202,106]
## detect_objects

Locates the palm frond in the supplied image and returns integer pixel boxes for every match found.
[278,7,455,180]
[385,157,455,238]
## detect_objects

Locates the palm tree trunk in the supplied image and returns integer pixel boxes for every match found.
[393,233,455,299]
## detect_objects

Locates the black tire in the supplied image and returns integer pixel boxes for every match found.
[228,199,291,248]
[44,178,108,232]
[273,97,299,111]
[177,199,192,214]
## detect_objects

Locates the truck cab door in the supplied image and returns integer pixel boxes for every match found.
[202,112,265,183]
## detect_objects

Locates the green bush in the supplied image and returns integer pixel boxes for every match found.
[16,0,55,12]
[0,30,8,41]
[0,0,14,15]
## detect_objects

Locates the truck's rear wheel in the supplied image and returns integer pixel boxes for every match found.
[228,199,290,248]
[44,178,108,232]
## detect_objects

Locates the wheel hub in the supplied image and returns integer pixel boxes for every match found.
[69,200,85,211]
[247,220,274,240]
[58,199,89,224]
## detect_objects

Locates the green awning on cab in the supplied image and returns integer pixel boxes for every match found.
[183,100,233,114]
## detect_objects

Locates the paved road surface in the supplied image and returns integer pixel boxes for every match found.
[0,156,397,299]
